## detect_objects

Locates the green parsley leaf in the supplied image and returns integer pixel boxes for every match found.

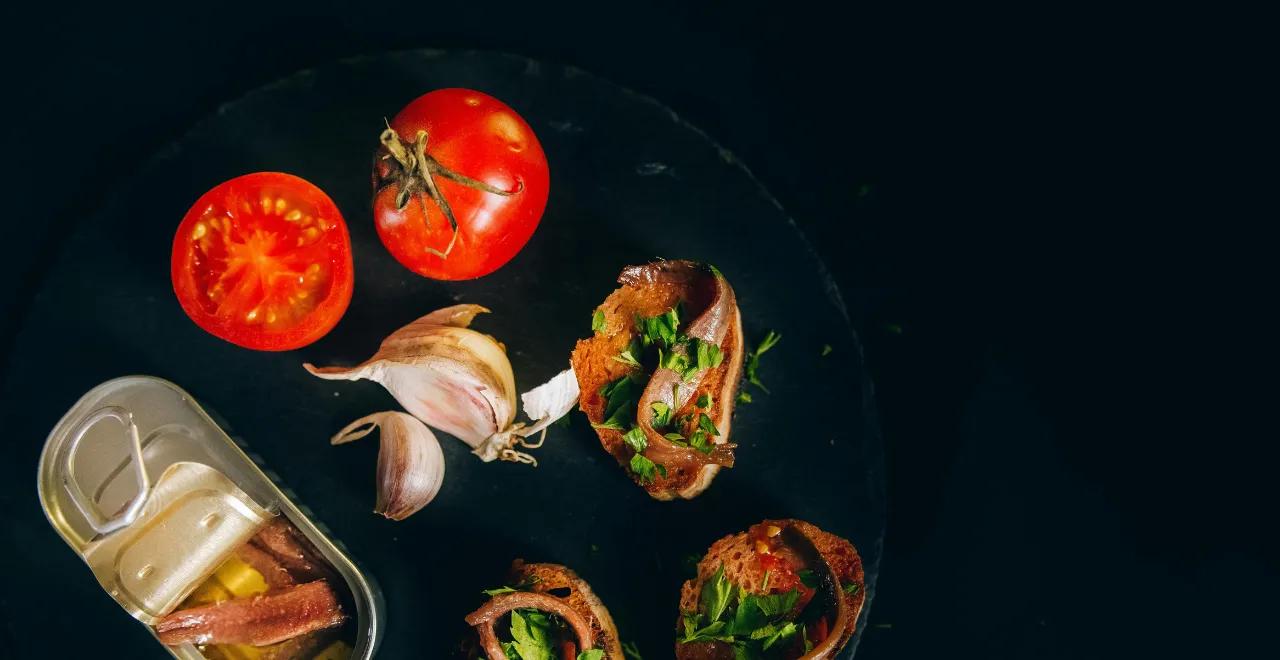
[682,612,699,640]
[689,430,713,454]
[700,564,733,623]
[757,330,782,354]
[482,585,517,596]
[728,593,767,636]
[578,650,605,660]
[797,569,818,589]
[509,608,554,660]
[622,426,648,453]
[596,374,641,429]
[821,344,833,356]
[612,338,643,368]
[592,309,606,333]
[758,621,799,650]
[651,401,673,428]
[736,391,753,404]
[697,338,725,370]
[621,640,644,660]
[637,307,681,348]
[745,331,781,393]
[630,453,665,484]
[658,346,690,375]
[696,392,713,409]
[664,432,690,447]
[843,582,861,595]
[682,619,732,643]
[752,588,800,617]
[697,413,720,437]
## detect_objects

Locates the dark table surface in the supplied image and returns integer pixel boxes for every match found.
[0,1,1268,658]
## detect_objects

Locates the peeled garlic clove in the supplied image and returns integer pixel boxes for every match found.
[304,304,517,450]
[331,412,444,521]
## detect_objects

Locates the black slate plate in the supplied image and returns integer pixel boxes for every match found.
[0,50,883,658]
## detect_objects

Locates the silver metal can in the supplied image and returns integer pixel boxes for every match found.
[37,376,384,659]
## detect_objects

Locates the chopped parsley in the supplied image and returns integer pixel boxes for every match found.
[621,426,648,454]
[689,430,712,454]
[737,391,754,404]
[591,309,606,333]
[593,374,642,430]
[621,641,644,659]
[630,453,666,484]
[506,609,554,660]
[843,582,861,595]
[696,392,713,409]
[744,330,781,393]
[612,338,643,368]
[488,605,606,660]
[651,401,673,427]
[693,338,725,373]
[697,413,720,437]
[680,563,807,657]
[797,569,818,589]
[821,344,833,356]
[637,305,681,349]
[663,432,689,447]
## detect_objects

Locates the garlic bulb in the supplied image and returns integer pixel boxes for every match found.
[331,411,444,520]
[305,305,577,464]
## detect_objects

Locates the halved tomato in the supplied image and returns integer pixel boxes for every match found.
[171,172,354,351]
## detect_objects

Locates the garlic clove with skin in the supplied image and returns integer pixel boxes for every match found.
[304,305,517,453]
[331,411,444,521]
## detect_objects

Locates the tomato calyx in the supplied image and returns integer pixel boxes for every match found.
[376,126,523,258]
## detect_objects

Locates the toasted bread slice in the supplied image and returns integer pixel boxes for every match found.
[571,261,744,500]
[677,520,865,660]
[464,561,624,660]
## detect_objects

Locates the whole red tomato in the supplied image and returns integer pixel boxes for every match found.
[372,88,549,280]
[171,172,354,351]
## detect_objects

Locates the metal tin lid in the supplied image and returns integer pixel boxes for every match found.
[82,461,272,623]
[38,376,384,659]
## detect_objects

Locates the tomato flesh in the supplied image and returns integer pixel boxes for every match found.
[172,172,353,350]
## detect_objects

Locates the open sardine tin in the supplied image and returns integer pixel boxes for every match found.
[37,376,384,659]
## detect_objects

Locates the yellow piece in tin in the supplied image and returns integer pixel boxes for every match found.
[204,644,262,660]
[180,555,270,609]
[311,640,353,660]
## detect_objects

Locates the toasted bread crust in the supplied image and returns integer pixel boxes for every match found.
[571,262,744,499]
[677,520,866,659]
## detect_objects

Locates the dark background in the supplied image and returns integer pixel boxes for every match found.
[0,1,1263,658]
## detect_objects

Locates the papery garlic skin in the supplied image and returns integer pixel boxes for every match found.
[332,411,445,520]
[305,305,516,451]
[519,367,580,436]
